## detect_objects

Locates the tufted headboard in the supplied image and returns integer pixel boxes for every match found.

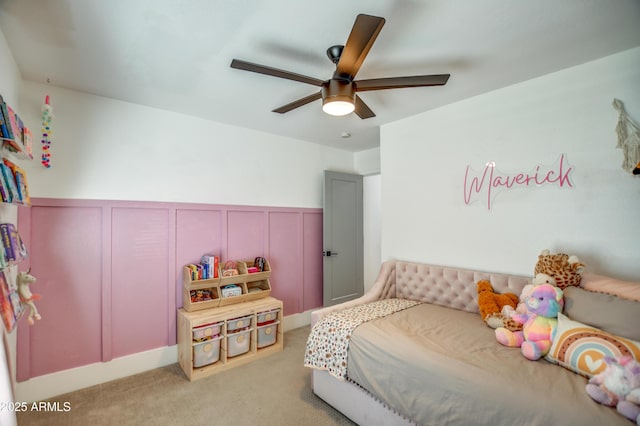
[310,260,532,325]
[394,261,531,313]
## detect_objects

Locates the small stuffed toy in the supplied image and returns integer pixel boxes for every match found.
[618,384,640,425]
[476,280,519,330]
[17,270,41,325]
[586,356,640,424]
[534,249,585,289]
[495,283,564,361]
[502,273,557,319]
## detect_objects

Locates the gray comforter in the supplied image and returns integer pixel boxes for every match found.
[346,303,627,426]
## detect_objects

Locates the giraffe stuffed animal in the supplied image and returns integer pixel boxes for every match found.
[534,249,585,289]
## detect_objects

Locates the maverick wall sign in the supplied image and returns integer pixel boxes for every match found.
[463,154,575,210]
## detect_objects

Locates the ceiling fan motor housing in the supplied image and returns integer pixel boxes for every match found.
[322,79,355,105]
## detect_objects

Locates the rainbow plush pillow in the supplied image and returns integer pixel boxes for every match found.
[545,312,640,377]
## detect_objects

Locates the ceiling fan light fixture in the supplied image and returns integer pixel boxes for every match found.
[322,99,355,116]
[322,80,356,116]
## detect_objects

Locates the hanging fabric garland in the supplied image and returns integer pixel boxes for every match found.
[41,95,53,168]
[612,98,640,175]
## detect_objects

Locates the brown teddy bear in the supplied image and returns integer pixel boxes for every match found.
[477,280,520,330]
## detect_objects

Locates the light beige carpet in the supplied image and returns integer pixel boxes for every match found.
[17,326,354,426]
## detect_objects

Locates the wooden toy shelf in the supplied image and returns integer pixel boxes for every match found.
[177,296,283,381]
[182,259,272,312]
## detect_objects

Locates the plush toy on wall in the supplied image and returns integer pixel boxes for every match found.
[17,270,41,325]
[534,249,585,289]
[476,280,520,330]
[586,356,640,424]
[495,283,564,361]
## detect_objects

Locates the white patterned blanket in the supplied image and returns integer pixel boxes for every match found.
[304,298,422,380]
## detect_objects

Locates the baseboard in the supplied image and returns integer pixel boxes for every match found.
[282,310,311,331]
[14,311,313,403]
[14,345,178,403]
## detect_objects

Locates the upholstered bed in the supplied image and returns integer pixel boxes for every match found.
[306,260,638,426]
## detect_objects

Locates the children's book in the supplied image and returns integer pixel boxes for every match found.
[0,102,7,139]
[0,222,23,261]
[0,95,11,139]
[201,254,219,279]
[0,241,6,270]
[0,170,8,203]
[0,270,18,332]
[22,127,33,157]
[0,161,19,203]
[5,105,21,144]
[12,166,30,204]
[5,268,23,322]
[16,231,28,260]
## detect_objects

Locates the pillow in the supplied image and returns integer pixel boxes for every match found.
[563,286,640,341]
[546,312,640,378]
[580,272,640,302]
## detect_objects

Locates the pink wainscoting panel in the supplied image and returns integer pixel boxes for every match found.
[17,199,322,380]
[175,209,223,308]
[110,208,171,358]
[227,210,266,261]
[303,212,323,311]
[17,206,104,380]
[268,212,302,316]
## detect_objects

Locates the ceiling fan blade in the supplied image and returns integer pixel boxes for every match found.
[356,74,450,92]
[272,91,322,114]
[231,59,324,87]
[335,14,385,79]
[354,95,376,119]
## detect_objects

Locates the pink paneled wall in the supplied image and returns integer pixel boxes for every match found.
[16,198,323,381]
[269,212,302,314]
[110,208,173,359]
[302,213,323,311]
[17,205,104,378]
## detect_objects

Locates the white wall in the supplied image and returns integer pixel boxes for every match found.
[355,147,380,175]
[363,174,381,292]
[357,148,381,290]
[381,47,640,280]
[18,82,355,208]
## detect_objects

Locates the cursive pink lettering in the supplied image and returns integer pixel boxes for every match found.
[463,154,574,210]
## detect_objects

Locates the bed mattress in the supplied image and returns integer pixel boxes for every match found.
[346,303,627,426]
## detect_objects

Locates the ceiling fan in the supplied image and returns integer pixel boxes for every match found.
[230,13,450,119]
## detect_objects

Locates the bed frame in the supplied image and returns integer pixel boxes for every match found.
[309,259,530,425]
[310,260,412,425]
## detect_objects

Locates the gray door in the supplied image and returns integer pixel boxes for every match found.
[323,170,363,306]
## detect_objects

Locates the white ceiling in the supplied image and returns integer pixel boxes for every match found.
[1,0,639,152]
